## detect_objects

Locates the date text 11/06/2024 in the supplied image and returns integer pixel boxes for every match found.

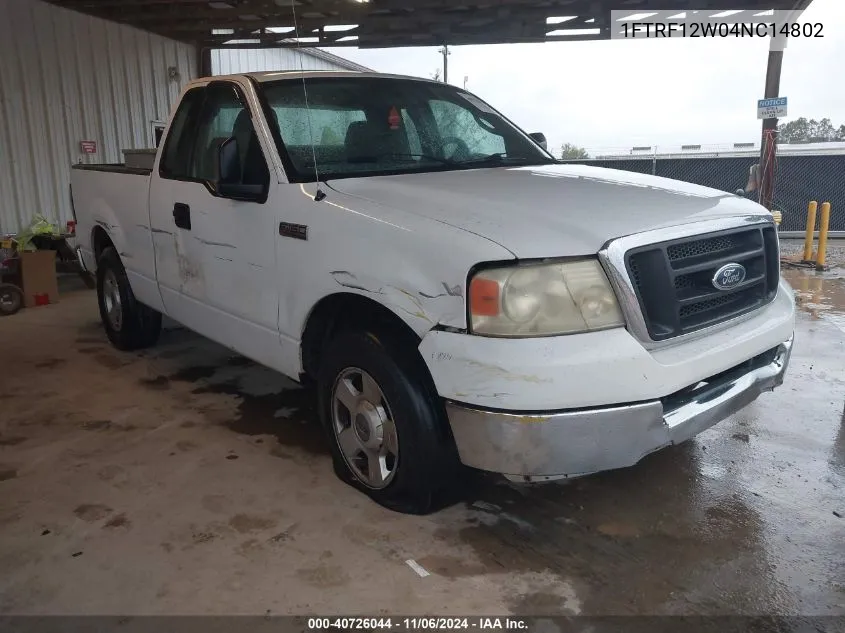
[620,21,823,38]
[307,618,528,631]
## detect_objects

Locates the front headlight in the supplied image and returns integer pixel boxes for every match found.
[469,259,625,337]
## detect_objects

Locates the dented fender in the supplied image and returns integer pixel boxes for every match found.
[329,270,464,331]
[279,184,514,357]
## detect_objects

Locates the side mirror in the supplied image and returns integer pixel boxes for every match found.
[214,137,266,202]
[529,132,548,150]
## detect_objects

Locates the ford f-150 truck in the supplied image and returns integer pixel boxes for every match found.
[71,71,795,514]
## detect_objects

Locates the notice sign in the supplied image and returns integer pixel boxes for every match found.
[758,98,788,120]
[80,140,97,154]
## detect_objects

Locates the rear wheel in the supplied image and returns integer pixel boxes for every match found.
[318,328,460,515]
[96,247,161,350]
[0,284,23,316]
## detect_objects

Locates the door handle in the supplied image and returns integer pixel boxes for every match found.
[173,203,191,231]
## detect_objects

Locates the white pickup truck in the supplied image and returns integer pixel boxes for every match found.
[72,71,795,514]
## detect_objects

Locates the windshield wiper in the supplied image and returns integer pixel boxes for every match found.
[348,153,456,166]
[451,153,556,167]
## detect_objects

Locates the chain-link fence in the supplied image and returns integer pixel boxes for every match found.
[563,145,845,233]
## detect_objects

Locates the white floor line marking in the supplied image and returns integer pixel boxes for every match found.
[405,559,430,578]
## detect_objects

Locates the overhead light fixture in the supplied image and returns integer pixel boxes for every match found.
[616,12,658,21]
[336,35,359,41]
[324,24,358,31]
[292,36,319,42]
[546,16,577,25]
[547,28,601,36]
[710,9,744,18]
[213,28,235,34]
[224,38,262,44]
[264,26,295,33]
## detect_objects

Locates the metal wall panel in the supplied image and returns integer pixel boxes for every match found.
[0,0,196,235]
[211,47,349,75]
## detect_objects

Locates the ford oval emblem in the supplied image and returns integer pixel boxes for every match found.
[712,263,746,290]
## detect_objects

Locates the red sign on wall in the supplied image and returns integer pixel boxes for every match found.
[80,141,97,154]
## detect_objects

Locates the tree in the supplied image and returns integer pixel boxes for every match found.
[778,117,845,144]
[560,143,589,160]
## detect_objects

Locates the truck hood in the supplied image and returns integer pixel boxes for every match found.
[326,163,770,258]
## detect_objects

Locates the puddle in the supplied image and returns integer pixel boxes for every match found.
[428,443,787,613]
[782,268,845,334]
[192,381,328,456]
[0,467,18,482]
[170,365,218,382]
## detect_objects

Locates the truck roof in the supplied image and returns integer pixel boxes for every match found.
[204,70,446,85]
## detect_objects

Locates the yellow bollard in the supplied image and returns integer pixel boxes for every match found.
[816,202,831,270]
[803,201,818,262]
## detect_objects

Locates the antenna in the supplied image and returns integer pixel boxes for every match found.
[290,0,326,202]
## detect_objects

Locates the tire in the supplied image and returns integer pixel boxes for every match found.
[318,328,460,515]
[0,284,23,316]
[96,247,161,351]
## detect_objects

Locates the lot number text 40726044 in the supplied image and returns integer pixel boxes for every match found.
[307,618,528,630]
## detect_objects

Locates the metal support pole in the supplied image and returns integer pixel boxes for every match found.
[439,45,450,83]
[758,41,784,211]
[816,202,831,270]
[803,201,818,262]
[198,46,212,78]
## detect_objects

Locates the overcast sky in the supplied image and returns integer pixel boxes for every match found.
[328,0,844,155]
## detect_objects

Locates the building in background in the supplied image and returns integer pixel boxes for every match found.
[0,0,372,235]
[212,46,371,76]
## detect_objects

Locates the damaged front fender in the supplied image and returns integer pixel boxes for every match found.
[329,270,465,331]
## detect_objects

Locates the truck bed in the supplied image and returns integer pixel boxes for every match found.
[70,163,153,287]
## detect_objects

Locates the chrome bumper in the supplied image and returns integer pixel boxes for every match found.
[445,336,793,481]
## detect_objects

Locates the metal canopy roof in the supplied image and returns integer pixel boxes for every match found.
[47,0,811,49]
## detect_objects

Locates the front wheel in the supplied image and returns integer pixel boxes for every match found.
[318,329,459,514]
[96,247,161,351]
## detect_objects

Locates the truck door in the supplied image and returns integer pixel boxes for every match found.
[149,86,206,325]
[153,80,281,368]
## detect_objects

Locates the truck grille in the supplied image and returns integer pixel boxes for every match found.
[625,225,779,341]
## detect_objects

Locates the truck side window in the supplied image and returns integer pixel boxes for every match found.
[189,83,270,190]
[159,88,205,179]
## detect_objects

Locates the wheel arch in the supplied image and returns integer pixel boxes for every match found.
[300,292,426,382]
[91,225,115,264]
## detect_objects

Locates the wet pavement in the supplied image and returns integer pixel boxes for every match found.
[0,257,843,616]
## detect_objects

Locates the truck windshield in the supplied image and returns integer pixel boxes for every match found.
[258,77,556,182]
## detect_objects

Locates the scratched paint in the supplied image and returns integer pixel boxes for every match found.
[328,271,458,326]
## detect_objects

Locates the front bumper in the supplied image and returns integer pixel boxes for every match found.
[445,336,792,480]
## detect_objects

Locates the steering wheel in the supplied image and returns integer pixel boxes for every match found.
[441,137,472,162]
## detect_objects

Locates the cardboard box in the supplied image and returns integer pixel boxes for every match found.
[19,250,59,308]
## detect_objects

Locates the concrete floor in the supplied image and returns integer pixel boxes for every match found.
[1,245,843,616]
